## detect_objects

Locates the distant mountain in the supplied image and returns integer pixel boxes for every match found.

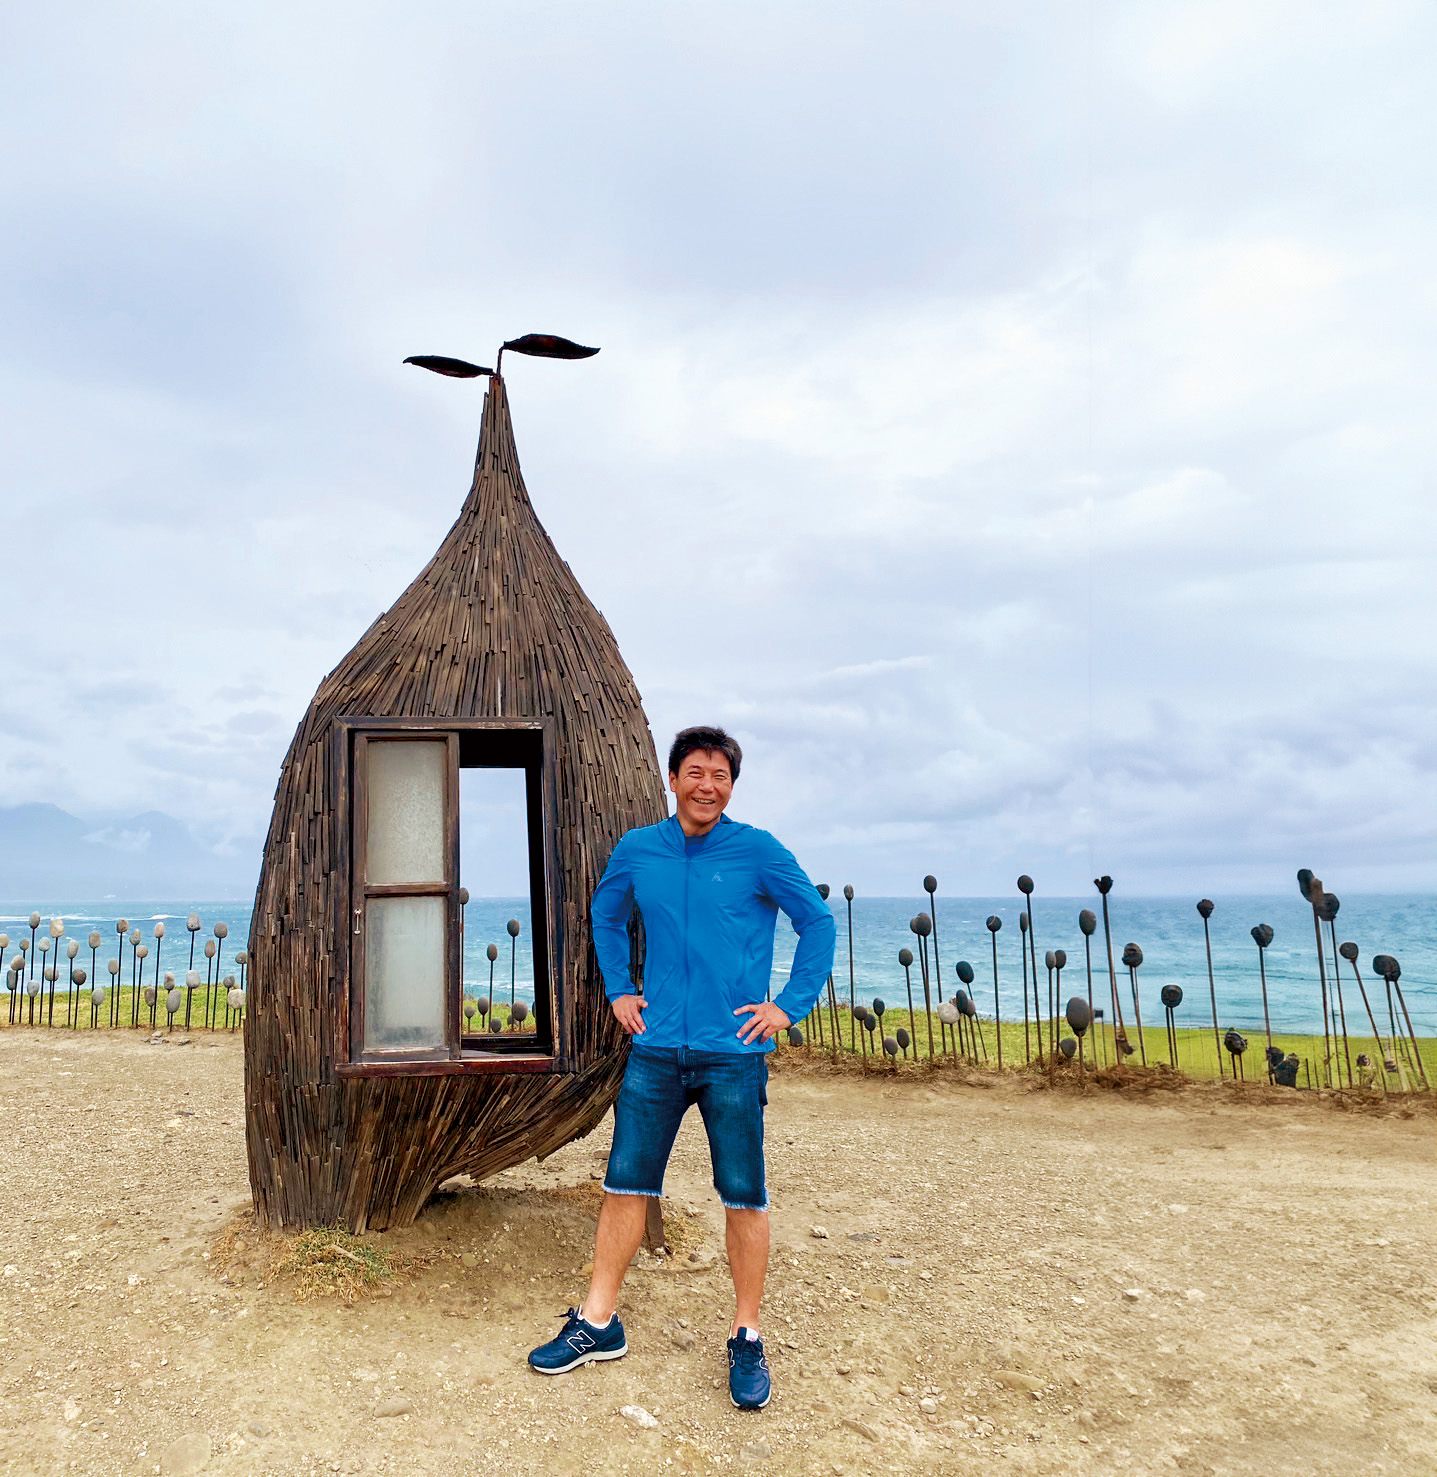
[0,803,258,901]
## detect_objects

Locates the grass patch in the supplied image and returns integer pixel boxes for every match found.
[268,1226,398,1304]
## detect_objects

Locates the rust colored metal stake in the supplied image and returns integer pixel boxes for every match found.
[1095,878,1129,1060]
[987,917,1004,1073]
[1198,901,1223,1080]
[1018,912,1032,1063]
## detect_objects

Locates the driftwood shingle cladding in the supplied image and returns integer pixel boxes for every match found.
[245,374,665,1231]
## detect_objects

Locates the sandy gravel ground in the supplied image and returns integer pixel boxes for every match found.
[0,1030,1433,1477]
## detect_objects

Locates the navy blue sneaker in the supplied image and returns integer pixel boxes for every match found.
[528,1307,627,1375]
[727,1328,771,1409]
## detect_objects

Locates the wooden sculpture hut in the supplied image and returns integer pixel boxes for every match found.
[245,344,666,1231]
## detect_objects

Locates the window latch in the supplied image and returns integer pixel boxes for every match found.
[352,906,363,937]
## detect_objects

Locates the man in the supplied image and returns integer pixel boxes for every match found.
[527,725,835,1410]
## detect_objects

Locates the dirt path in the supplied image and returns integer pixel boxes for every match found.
[0,1031,1432,1476]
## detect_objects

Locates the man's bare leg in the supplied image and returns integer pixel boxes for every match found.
[581,1193,649,1324]
[726,1207,769,1333]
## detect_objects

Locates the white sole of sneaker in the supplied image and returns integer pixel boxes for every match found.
[730,1391,771,1410]
[530,1343,628,1376]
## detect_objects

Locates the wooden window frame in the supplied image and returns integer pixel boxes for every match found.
[332,716,564,1078]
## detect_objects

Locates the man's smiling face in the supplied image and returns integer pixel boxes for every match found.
[669,749,734,837]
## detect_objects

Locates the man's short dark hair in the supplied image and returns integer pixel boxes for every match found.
[667,726,742,783]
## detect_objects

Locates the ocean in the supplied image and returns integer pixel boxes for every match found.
[2,891,1432,1037]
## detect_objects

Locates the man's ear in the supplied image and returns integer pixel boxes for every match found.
[667,772,679,794]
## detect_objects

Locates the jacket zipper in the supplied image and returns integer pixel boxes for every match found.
[682,840,692,1047]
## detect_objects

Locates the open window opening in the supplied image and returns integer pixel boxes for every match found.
[346,720,557,1071]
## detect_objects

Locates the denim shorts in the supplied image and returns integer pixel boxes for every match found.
[604,1046,769,1211]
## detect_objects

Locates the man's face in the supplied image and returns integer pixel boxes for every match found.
[669,749,734,836]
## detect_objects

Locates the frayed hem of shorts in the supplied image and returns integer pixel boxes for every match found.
[718,1195,770,1212]
[602,1183,662,1199]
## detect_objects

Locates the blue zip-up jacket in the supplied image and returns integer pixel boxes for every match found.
[591,814,836,1053]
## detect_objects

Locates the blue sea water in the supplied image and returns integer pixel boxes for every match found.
[3,891,1432,1036]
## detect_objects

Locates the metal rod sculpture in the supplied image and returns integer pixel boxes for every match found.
[1095,877,1131,1059]
[1053,949,1068,1056]
[1373,955,1429,1090]
[911,913,936,1061]
[1296,871,1335,1086]
[6,957,19,1025]
[65,940,79,1027]
[813,884,832,1051]
[1160,984,1182,1068]
[211,922,229,1029]
[151,923,164,1028]
[1043,950,1056,1063]
[956,961,983,1060]
[1121,943,1147,1065]
[1338,942,1395,1090]
[1018,910,1032,1062]
[843,885,857,1054]
[923,875,943,1043]
[1196,899,1222,1079]
[128,926,142,1024]
[1018,876,1043,1060]
[1317,893,1354,1089]
[39,931,55,1024]
[507,917,521,1014]
[899,948,918,1059]
[27,913,40,986]
[987,915,1004,1072]
[186,913,201,976]
[1249,924,1275,1077]
[1078,910,1098,1063]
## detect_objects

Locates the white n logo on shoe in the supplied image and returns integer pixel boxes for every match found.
[566,1328,597,1354]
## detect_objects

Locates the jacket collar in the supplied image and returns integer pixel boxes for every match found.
[664,812,733,851]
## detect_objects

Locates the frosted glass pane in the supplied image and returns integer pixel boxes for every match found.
[365,895,446,1051]
[366,740,446,884]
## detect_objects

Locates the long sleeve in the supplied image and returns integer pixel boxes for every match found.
[760,836,837,1025]
[590,834,638,1003]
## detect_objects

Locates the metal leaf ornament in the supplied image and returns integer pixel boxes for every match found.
[1078,909,1097,937]
[1160,984,1183,1009]
[1058,1037,1077,1059]
[986,915,1003,934]
[404,355,494,378]
[502,333,600,360]
[1197,898,1215,920]
[955,960,974,985]
[786,1025,804,1047]
[1296,869,1314,900]
[1316,892,1340,923]
[1250,924,1274,949]
[898,948,914,968]
[816,882,830,900]
[1338,941,1358,963]
[1054,950,1067,970]
[1121,943,1143,969]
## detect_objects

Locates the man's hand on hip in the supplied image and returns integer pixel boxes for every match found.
[611,994,648,1035]
[734,1001,790,1045]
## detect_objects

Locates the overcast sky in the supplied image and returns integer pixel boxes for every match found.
[2,0,1434,897]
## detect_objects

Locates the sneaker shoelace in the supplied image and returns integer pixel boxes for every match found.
[734,1337,765,1371]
